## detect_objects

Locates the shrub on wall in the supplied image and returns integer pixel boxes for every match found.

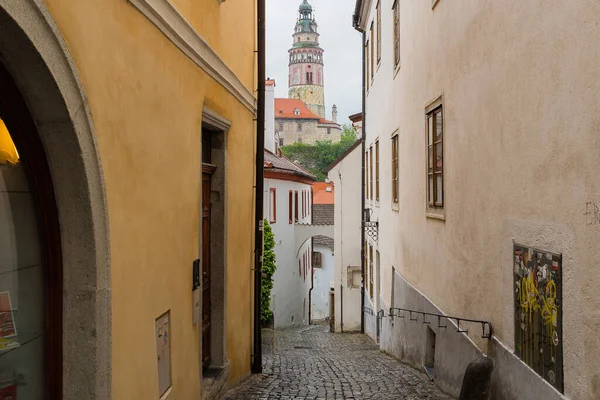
[281,124,358,181]
[261,220,277,324]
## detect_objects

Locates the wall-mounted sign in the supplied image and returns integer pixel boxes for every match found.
[155,311,171,397]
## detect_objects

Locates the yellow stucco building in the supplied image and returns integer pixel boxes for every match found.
[0,0,258,398]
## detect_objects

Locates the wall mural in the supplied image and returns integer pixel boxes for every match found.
[513,244,563,392]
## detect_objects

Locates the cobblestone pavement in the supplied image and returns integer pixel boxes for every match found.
[223,325,452,399]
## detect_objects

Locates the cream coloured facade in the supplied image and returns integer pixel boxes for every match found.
[275,98,341,146]
[0,0,258,399]
[355,0,600,399]
[326,141,363,333]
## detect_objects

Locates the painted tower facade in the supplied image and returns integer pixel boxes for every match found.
[288,0,326,119]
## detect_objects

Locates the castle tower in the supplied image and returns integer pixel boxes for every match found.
[288,0,325,119]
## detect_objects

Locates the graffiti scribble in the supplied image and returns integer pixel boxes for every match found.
[514,245,562,391]
[584,200,600,226]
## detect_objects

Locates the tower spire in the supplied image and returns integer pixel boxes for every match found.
[287,0,325,119]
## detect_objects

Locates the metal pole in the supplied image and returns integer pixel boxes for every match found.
[252,0,266,374]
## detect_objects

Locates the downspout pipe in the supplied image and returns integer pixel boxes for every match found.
[252,0,266,374]
[352,2,366,334]
[308,198,314,325]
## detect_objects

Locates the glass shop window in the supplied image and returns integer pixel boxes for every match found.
[0,118,44,399]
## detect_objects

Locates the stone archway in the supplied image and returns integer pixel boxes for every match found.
[294,223,334,256]
[0,2,111,399]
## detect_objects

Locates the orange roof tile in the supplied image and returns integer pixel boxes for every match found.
[318,118,338,125]
[312,182,334,204]
[274,98,320,120]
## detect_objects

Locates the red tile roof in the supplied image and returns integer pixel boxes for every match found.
[264,149,316,181]
[312,182,334,204]
[319,118,338,125]
[274,98,320,120]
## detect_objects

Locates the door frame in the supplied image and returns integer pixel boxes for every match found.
[199,108,230,380]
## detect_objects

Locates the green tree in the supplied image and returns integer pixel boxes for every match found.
[261,219,277,324]
[281,124,359,181]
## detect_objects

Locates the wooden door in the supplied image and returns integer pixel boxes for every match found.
[201,172,212,371]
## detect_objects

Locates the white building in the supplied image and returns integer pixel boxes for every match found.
[263,79,334,328]
[310,182,336,321]
[264,152,315,327]
[326,140,362,333]
[353,0,600,399]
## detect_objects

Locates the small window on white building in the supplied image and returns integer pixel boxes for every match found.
[313,252,322,268]
[269,188,277,223]
[294,108,300,116]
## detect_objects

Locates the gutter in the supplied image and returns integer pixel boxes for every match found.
[252,0,266,374]
[352,1,366,334]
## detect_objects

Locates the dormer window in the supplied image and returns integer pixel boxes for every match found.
[293,108,300,116]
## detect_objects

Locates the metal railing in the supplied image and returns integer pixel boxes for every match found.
[388,307,493,339]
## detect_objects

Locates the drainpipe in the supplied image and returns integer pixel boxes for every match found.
[309,236,314,325]
[352,3,366,334]
[252,0,266,374]
[337,169,344,333]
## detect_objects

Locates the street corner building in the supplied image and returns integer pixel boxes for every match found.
[353,0,600,400]
[0,0,259,399]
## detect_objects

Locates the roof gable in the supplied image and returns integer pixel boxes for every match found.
[274,98,320,120]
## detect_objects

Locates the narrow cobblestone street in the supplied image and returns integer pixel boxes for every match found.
[224,325,452,399]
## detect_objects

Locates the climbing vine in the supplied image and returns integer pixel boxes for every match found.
[261,220,277,324]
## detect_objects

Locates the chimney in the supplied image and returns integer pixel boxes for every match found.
[264,79,276,153]
[332,104,338,123]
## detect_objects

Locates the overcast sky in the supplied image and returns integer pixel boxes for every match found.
[266,0,362,125]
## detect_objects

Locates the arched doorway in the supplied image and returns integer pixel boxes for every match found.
[0,61,62,398]
[0,2,111,399]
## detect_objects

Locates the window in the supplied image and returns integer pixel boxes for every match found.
[376,0,381,63]
[369,245,374,299]
[303,253,306,281]
[297,123,302,132]
[306,72,314,84]
[375,140,380,201]
[427,105,444,206]
[393,0,400,68]
[294,108,300,116]
[294,190,299,222]
[365,151,370,199]
[279,138,284,146]
[365,41,370,91]
[269,188,277,223]
[369,146,373,200]
[289,190,293,224]
[301,190,305,218]
[370,23,374,79]
[313,252,322,268]
[279,122,284,131]
[392,134,399,203]
[298,259,301,276]
[327,127,331,135]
